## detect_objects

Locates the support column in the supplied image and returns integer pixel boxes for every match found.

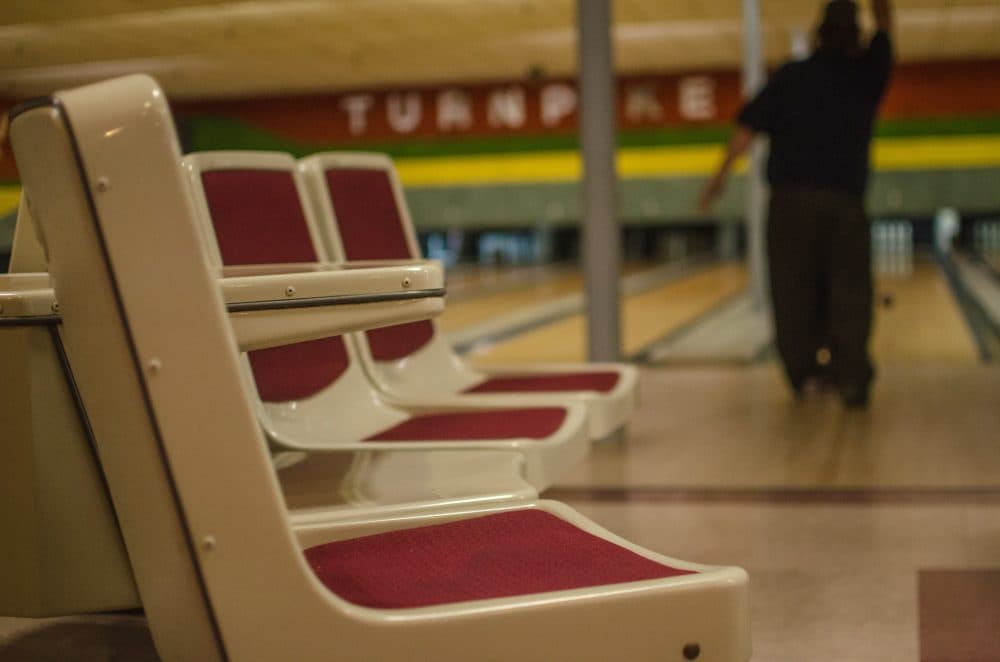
[742,0,769,310]
[577,0,621,361]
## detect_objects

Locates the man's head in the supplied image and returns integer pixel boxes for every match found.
[816,0,861,56]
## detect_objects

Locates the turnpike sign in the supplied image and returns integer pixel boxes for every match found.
[335,74,738,136]
[172,59,1000,147]
[185,71,744,144]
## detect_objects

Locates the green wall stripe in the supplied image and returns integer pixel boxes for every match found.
[184,114,1000,160]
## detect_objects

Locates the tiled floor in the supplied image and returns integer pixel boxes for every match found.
[2,362,999,661]
[544,362,1000,662]
[555,362,1000,489]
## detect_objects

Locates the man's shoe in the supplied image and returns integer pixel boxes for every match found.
[793,371,834,400]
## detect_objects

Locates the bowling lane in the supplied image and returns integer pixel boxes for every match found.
[444,263,577,302]
[440,269,588,333]
[463,255,976,365]
[466,262,748,364]
[440,261,659,333]
[871,257,980,362]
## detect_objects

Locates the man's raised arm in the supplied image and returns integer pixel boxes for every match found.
[872,0,892,32]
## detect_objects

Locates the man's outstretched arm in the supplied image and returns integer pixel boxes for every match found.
[698,126,754,212]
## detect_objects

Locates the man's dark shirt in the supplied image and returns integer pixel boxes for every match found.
[738,31,893,197]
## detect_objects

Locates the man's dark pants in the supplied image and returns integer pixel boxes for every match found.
[767,185,874,396]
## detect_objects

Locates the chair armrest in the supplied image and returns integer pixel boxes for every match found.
[0,273,59,324]
[219,261,445,351]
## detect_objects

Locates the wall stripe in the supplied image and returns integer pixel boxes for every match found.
[183,113,1000,160]
[395,135,1000,186]
[873,135,1000,171]
[0,185,21,217]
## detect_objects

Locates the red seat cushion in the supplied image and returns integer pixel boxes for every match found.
[248,336,350,402]
[364,408,566,441]
[304,509,694,609]
[464,371,621,394]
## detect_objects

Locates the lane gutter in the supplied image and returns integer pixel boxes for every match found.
[935,249,997,362]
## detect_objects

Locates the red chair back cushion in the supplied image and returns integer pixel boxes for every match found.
[201,169,318,264]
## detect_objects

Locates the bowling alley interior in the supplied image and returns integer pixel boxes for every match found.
[1,1,999,661]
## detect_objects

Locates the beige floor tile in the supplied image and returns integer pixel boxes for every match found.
[749,568,918,662]
[961,506,1000,566]
[557,363,1000,489]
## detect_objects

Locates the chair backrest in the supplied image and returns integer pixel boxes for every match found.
[188,152,327,266]
[2,149,140,618]
[9,75,313,660]
[183,152,360,404]
[7,195,48,273]
[182,152,414,444]
[300,152,435,362]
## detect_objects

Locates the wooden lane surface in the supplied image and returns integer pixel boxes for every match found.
[457,258,975,365]
[444,263,576,302]
[467,262,748,364]
[872,258,979,362]
[440,270,583,332]
[440,262,659,333]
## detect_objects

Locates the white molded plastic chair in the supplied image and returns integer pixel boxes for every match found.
[9,74,750,661]
[299,151,639,440]
[182,151,588,490]
[1,221,139,616]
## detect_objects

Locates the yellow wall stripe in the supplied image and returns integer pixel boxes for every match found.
[0,185,21,217]
[872,136,1000,171]
[396,135,1000,187]
[396,152,581,186]
[3,136,998,194]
